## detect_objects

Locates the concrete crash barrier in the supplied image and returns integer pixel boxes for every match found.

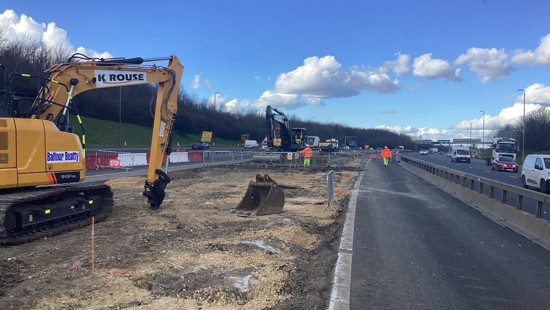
[400,155,550,251]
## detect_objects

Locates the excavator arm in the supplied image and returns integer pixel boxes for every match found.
[28,54,184,209]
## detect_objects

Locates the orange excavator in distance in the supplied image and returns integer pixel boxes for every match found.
[0,54,183,245]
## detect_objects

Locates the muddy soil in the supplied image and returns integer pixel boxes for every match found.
[0,165,357,310]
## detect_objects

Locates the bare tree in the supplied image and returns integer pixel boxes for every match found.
[525,108,550,151]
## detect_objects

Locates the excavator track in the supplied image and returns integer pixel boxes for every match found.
[0,182,113,246]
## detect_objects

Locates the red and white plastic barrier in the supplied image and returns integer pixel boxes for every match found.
[85,150,199,170]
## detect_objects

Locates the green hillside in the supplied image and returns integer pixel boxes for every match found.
[69,116,238,148]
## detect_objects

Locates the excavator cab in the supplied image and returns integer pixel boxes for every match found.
[234,174,285,217]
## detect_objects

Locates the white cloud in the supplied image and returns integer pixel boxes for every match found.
[191,74,201,89]
[455,48,511,83]
[0,10,42,42]
[256,90,310,110]
[246,55,401,111]
[275,55,354,97]
[222,98,238,113]
[42,21,69,49]
[383,52,410,75]
[512,33,550,65]
[379,84,550,140]
[256,55,401,110]
[0,9,111,58]
[74,46,112,60]
[347,68,402,93]
[449,83,550,140]
[413,53,461,81]
[375,124,452,141]
[519,83,550,105]
[275,55,400,97]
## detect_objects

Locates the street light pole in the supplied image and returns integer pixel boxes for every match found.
[518,89,525,162]
[212,91,219,135]
[469,122,472,146]
[479,110,485,150]
[119,87,122,147]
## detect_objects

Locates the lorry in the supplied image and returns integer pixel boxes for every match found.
[265,105,306,151]
[0,53,183,244]
[319,138,339,152]
[485,137,517,165]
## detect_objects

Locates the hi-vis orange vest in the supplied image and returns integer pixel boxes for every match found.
[301,146,313,158]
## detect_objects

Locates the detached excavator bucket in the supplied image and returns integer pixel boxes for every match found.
[234,174,285,216]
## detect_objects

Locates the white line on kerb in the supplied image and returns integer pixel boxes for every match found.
[328,161,365,310]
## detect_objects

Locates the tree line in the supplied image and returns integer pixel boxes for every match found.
[13,35,550,152]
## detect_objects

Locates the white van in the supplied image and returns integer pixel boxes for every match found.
[450,146,471,163]
[244,140,259,149]
[520,154,550,193]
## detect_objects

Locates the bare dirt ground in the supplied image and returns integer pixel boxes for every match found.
[0,164,358,310]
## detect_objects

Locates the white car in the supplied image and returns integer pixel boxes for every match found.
[419,149,429,155]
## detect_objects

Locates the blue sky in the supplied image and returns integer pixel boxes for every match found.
[1,0,550,141]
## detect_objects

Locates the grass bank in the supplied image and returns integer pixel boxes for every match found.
[70,116,239,148]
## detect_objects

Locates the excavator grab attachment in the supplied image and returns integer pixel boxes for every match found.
[143,169,171,210]
[234,174,285,216]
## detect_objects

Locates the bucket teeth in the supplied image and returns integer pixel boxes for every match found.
[234,174,285,216]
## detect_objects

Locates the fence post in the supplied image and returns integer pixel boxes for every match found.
[325,170,337,211]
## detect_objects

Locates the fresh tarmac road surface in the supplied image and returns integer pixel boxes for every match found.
[349,158,550,309]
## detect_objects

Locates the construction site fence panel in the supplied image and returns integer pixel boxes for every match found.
[251,150,366,169]
[84,149,364,170]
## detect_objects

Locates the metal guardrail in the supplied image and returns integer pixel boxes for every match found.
[401,154,550,250]
[248,150,366,169]
[201,150,255,166]
[87,149,367,172]
[401,155,550,220]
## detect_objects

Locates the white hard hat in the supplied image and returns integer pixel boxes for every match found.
[306,144,310,147]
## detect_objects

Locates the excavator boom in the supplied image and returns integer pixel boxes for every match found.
[0,54,184,244]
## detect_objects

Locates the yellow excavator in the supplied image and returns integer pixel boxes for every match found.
[0,54,183,245]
